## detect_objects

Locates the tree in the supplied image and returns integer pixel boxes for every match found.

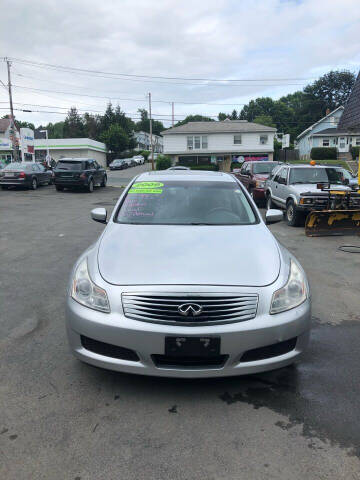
[83,113,101,139]
[304,70,355,112]
[63,107,85,137]
[114,104,134,135]
[100,102,116,134]
[15,120,35,130]
[135,108,165,135]
[174,114,214,127]
[100,124,129,154]
[230,109,238,120]
[218,112,229,121]
[253,115,276,127]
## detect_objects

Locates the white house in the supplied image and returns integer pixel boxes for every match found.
[296,105,360,161]
[161,119,276,169]
[133,130,163,153]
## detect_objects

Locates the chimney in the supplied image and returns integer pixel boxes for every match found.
[326,108,331,116]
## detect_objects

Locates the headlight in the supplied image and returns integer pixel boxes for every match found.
[270,260,307,314]
[255,180,265,188]
[71,258,110,313]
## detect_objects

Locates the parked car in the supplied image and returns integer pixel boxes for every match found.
[66,170,311,378]
[233,161,282,205]
[0,162,52,190]
[54,158,107,193]
[123,158,135,168]
[0,161,6,178]
[109,159,127,170]
[265,164,353,226]
[334,167,358,190]
[132,155,145,165]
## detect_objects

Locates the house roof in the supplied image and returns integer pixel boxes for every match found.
[312,127,360,136]
[0,118,11,133]
[296,106,344,140]
[338,70,360,130]
[161,120,276,135]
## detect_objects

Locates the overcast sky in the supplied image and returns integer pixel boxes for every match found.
[1,0,360,128]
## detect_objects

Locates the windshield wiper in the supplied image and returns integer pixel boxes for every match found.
[189,222,212,225]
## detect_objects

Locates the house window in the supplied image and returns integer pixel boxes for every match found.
[187,135,207,149]
[234,134,242,144]
[322,139,329,147]
[356,138,360,146]
[260,135,268,145]
[187,136,193,150]
[194,136,201,149]
[339,137,345,148]
[201,136,208,148]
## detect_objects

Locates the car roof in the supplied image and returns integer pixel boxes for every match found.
[245,161,280,164]
[57,158,90,162]
[286,164,338,169]
[136,170,237,183]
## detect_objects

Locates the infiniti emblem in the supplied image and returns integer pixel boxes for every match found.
[178,303,203,317]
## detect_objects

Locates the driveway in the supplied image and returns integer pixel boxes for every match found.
[1,185,360,480]
[107,163,152,188]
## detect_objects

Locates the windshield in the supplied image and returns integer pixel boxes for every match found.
[289,167,344,185]
[337,169,353,180]
[252,163,278,174]
[116,180,257,225]
[55,161,83,171]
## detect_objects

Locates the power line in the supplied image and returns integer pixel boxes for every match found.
[6,57,315,83]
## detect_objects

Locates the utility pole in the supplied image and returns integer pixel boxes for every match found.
[148,92,154,170]
[171,102,174,127]
[6,59,18,162]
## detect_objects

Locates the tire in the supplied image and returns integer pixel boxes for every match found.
[286,200,304,227]
[87,179,94,193]
[30,178,37,190]
[56,185,64,191]
[101,175,107,187]
[266,193,275,210]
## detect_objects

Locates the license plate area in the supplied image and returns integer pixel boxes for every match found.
[165,336,220,357]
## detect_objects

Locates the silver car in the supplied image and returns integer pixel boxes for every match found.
[265,164,352,226]
[66,170,311,377]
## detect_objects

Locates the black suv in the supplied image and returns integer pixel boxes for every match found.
[54,158,107,192]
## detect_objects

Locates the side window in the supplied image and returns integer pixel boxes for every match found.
[88,161,95,169]
[94,161,100,169]
[279,168,288,184]
[273,168,283,183]
[32,164,39,172]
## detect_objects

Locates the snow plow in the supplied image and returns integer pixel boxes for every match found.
[304,184,360,237]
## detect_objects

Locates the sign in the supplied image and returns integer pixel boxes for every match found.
[210,155,217,164]
[20,128,35,161]
[282,134,290,148]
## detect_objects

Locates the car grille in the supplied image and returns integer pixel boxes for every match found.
[122,293,258,325]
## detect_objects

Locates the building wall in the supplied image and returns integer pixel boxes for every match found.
[163,132,275,155]
[297,109,343,159]
[37,148,107,168]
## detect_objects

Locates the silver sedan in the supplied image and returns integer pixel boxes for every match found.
[66,170,311,377]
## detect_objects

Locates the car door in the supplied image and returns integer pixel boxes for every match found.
[87,160,97,184]
[36,164,50,184]
[271,167,285,206]
[94,161,104,184]
[31,164,43,184]
[274,167,288,207]
[239,163,250,189]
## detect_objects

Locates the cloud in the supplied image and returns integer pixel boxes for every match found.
[0,0,359,126]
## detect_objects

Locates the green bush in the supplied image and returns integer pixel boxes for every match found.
[350,146,360,160]
[140,150,150,161]
[311,147,337,160]
[156,155,172,170]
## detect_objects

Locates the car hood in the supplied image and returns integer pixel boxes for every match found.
[291,184,352,195]
[98,223,280,286]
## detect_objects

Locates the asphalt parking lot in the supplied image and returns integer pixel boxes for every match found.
[1,173,360,480]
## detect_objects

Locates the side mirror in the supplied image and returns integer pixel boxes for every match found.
[343,178,349,185]
[266,209,283,225]
[91,207,107,224]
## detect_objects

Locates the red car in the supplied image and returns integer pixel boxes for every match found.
[233,161,282,206]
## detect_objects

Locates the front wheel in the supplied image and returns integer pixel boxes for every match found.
[101,175,107,187]
[87,179,94,193]
[286,200,305,227]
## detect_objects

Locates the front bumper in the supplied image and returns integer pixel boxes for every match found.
[66,295,311,378]
[252,188,266,201]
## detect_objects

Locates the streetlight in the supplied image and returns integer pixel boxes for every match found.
[40,129,50,166]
